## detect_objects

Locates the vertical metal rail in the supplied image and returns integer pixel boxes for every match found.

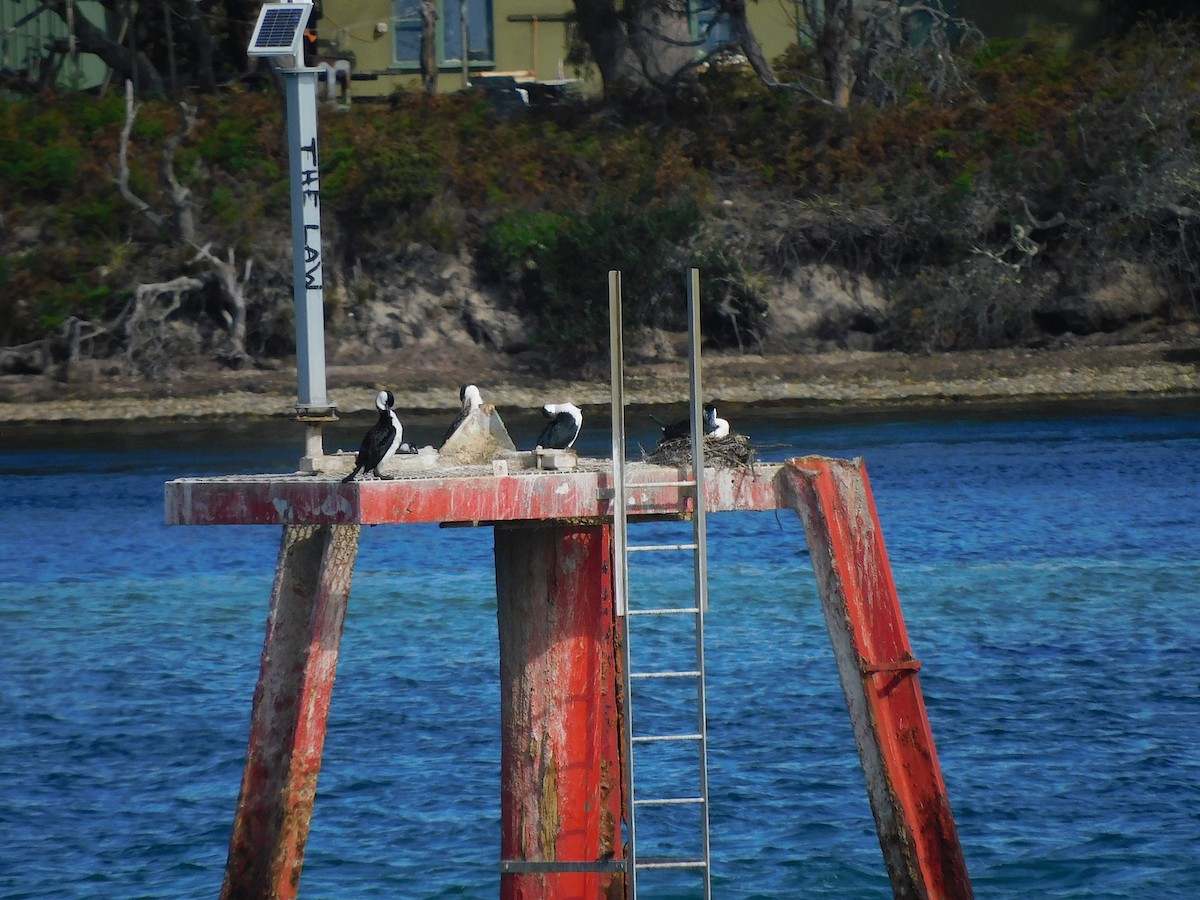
[608,270,638,895]
[609,270,629,620]
[685,268,713,900]
[686,268,708,617]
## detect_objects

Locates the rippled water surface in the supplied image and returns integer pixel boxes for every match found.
[2,400,1198,898]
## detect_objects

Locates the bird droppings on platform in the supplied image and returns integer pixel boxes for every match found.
[164,460,790,526]
[438,402,517,465]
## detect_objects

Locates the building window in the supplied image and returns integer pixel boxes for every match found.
[690,0,736,55]
[392,0,495,69]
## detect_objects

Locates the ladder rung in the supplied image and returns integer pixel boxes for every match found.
[630,670,701,679]
[628,606,699,616]
[628,543,698,552]
[632,733,703,743]
[634,796,705,806]
[500,859,627,874]
[635,857,709,870]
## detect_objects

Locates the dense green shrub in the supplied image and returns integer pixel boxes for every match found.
[0,103,83,203]
[482,198,709,357]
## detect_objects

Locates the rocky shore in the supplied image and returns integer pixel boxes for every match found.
[1,342,1197,424]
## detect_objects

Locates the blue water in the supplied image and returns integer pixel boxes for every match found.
[2,401,1199,898]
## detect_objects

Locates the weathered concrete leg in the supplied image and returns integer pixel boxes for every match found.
[221,523,361,900]
[496,523,624,900]
[784,457,972,900]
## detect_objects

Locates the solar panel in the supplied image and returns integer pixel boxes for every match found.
[247,2,313,59]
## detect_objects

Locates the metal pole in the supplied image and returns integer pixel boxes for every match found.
[686,269,708,615]
[284,66,337,467]
[609,270,627,619]
[685,269,712,899]
[608,270,637,896]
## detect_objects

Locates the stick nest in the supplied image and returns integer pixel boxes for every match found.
[642,433,756,469]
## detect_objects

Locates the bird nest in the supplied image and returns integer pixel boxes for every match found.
[642,433,756,469]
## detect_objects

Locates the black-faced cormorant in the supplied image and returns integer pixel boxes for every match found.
[536,402,582,450]
[704,402,730,438]
[441,383,483,445]
[652,403,728,440]
[342,390,403,483]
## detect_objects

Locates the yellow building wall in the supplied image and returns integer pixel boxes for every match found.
[318,0,798,100]
[317,0,398,76]
[491,2,579,82]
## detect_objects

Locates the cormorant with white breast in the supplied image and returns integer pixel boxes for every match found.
[704,402,731,438]
[442,383,483,444]
[651,403,729,441]
[536,402,582,450]
[342,390,403,483]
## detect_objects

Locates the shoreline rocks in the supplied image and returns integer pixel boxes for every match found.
[1,342,1196,425]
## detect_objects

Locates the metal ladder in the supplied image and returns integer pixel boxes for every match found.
[608,268,713,899]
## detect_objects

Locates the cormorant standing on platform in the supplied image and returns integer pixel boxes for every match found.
[343,390,402,483]
[536,402,582,450]
[442,383,483,444]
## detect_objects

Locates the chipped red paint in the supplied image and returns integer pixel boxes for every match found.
[496,524,624,899]
[220,523,360,900]
[182,456,970,899]
[165,465,786,526]
[784,458,972,900]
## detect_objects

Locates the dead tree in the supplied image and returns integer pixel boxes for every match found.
[57,316,110,382]
[192,243,253,366]
[791,0,980,110]
[115,80,253,368]
[122,275,203,373]
[116,81,195,242]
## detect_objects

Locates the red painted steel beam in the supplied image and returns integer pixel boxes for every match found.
[220,523,360,900]
[495,524,624,899]
[165,464,785,526]
[783,457,972,900]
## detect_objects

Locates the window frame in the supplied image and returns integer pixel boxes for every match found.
[391,0,495,71]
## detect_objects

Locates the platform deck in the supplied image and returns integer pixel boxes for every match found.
[165,461,787,526]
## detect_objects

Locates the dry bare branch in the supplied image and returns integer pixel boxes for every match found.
[117,275,203,375]
[161,102,197,244]
[190,243,252,363]
[115,81,167,234]
[790,0,981,109]
[115,82,197,242]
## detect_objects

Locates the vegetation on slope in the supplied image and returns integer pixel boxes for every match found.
[1,22,1198,376]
